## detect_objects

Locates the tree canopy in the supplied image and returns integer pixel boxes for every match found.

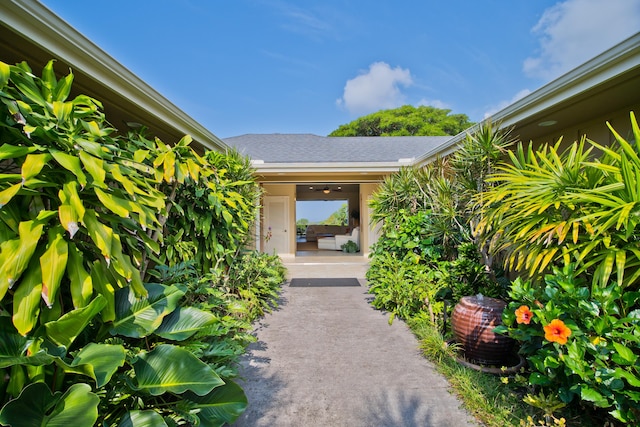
[329,105,474,137]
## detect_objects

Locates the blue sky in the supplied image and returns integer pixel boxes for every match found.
[41,0,639,139]
[297,200,346,223]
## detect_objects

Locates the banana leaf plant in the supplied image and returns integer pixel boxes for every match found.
[0,60,248,425]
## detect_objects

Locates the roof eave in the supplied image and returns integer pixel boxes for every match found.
[414,32,640,166]
[251,161,414,174]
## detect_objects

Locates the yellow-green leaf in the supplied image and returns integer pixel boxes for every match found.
[91,261,115,322]
[110,235,146,297]
[52,101,73,125]
[53,72,73,102]
[83,120,102,137]
[186,158,200,182]
[615,250,626,286]
[0,61,9,88]
[21,154,51,182]
[153,152,166,169]
[108,164,136,195]
[95,188,131,218]
[41,59,57,92]
[0,240,20,301]
[82,210,113,264]
[59,205,79,239]
[163,151,176,183]
[67,243,92,309]
[12,261,42,336]
[79,151,106,188]
[133,149,149,163]
[51,150,87,187]
[60,181,86,222]
[40,232,68,308]
[0,184,21,208]
[0,220,45,297]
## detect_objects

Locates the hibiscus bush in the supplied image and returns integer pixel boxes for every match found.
[497,265,640,424]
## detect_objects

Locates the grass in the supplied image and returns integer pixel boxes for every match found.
[408,318,530,426]
[406,318,617,427]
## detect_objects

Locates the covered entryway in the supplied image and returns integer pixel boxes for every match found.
[224,133,454,258]
[295,183,360,256]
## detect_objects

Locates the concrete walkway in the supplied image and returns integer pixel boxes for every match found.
[232,256,478,426]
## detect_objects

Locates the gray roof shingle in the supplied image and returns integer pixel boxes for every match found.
[223,134,453,163]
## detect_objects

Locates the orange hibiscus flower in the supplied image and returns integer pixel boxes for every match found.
[544,319,572,345]
[515,305,533,324]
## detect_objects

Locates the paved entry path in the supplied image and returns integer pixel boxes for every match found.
[232,257,478,427]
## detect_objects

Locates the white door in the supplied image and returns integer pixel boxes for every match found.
[264,196,290,255]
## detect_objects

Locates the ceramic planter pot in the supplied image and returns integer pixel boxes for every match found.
[451,295,514,366]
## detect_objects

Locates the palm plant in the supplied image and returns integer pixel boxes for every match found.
[369,165,432,224]
[477,112,640,289]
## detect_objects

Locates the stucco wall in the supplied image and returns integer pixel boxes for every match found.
[530,106,639,151]
[359,183,381,256]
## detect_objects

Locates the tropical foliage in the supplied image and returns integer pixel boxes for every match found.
[0,60,285,426]
[329,105,473,136]
[368,115,640,424]
[477,116,640,289]
[481,113,640,424]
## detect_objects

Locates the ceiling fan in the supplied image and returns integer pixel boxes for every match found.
[311,185,342,194]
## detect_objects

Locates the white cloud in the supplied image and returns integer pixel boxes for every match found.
[417,98,450,110]
[336,62,413,115]
[524,0,640,80]
[484,89,532,119]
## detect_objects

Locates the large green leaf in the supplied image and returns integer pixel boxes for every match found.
[117,410,168,427]
[131,344,224,396]
[44,295,106,349]
[67,243,92,308]
[51,150,87,188]
[0,318,52,368]
[0,220,45,299]
[90,260,116,322]
[154,306,218,341]
[40,231,68,308]
[11,258,42,336]
[0,382,99,427]
[21,153,51,182]
[83,209,113,263]
[0,143,37,161]
[0,183,21,207]
[183,380,248,427]
[68,343,126,388]
[110,283,185,338]
[78,151,106,188]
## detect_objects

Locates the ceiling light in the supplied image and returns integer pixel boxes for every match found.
[323,186,331,194]
[538,120,558,127]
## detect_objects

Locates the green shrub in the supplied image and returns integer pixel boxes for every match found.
[477,112,640,289]
[482,113,640,423]
[498,265,640,424]
[0,59,282,426]
[367,252,443,325]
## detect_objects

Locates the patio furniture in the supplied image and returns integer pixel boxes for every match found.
[317,227,359,251]
[305,224,349,241]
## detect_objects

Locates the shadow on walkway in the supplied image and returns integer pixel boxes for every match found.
[232,262,477,426]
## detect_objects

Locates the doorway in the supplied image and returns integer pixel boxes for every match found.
[295,184,360,255]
